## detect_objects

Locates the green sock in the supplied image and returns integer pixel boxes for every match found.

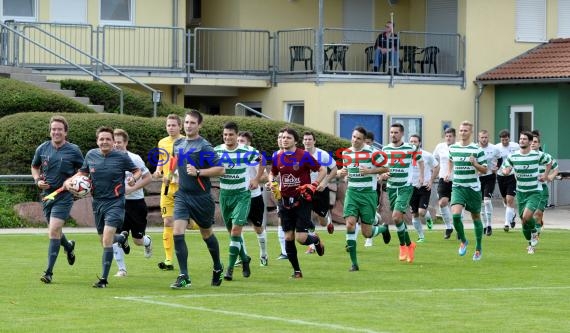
[395,221,406,246]
[371,224,387,238]
[346,231,357,266]
[228,236,241,267]
[452,214,466,243]
[473,219,483,251]
[522,222,532,241]
[528,217,537,233]
[238,236,248,261]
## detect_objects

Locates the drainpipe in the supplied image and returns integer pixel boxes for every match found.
[474,82,485,139]
[172,0,179,69]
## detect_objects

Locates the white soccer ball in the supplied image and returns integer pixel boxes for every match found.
[71,175,91,197]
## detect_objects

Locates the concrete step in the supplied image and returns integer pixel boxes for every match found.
[0,65,33,74]
[52,89,76,97]
[72,96,90,104]
[6,72,47,82]
[88,104,105,113]
[23,80,62,90]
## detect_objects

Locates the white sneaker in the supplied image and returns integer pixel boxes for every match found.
[527,245,535,255]
[364,238,374,247]
[114,269,127,277]
[530,232,539,247]
[144,236,153,259]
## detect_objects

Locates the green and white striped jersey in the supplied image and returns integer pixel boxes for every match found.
[449,143,486,191]
[342,144,385,191]
[214,144,259,193]
[538,152,557,189]
[382,143,421,189]
[502,150,550,192]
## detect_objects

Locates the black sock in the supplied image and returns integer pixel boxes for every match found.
[101,247,113,279]
[46,238,61,274]
[60,234,70,252]
[302,234,319,246]
[174,234,188,276]
[204,234,222,271]
[285,240,300,272]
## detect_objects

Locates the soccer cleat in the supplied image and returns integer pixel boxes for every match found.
[211,266,224,286]
[510,219,516,229]
[276,253,288,260]
[406,242,417,263]
[399,245,408,261]
[93,277,108,288]
[65,240,76,266]
[234,257,242,267]
[114,269,127,277]
[349,264,359,272]
[381,224,391,244]
[458,240,469,256]
[426,217,433,230]
[119,231,130,255]
[305,246,315,254]
[504,225,510,232]
[158,260,174,271]
[242,256,251,278]
[170,274,191,289]
[530,232,539,247]
[364,238,374,247]
[416,237,425,243]
[313,233,325,256]
[260,255,268,266]
[472,250,482,261]
[224,267,234,281]
[527,245,535,255]
[327,222,335,234]
[486,226,493,236]
[444,228,453,239]
[144,236,152,259]
[40,272,53,284]
[290,271,303,279]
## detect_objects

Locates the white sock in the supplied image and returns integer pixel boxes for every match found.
[277,225,286,255]
[484,200,493,227]
[355,222,361,236]
[440,205,453,229]
[412,217,424,238]
[240,232,248,256]
[506,207,515,226]
[425,210,432,220]
[143,235,151,247]
[257,230,267,257]
[113,243,126,271]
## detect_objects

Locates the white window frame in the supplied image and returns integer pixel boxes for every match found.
[284,102,304,125]
[1,0,38,22]
[509,105,534,138]
[390,116,424,143]
[558,0,570,38]
[515,0,546,43]
[335,110,386,145]
[50,0,87,24]
[99,0,134,26]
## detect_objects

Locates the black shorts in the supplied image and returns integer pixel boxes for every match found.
[248,194,265,228]
[121,198,148,240]
[497,174,516,198]
[437,178,452,199]
[410,186,431,214]
[174,191,216,228]
[278,198,314,233]
[479,174,497,200]
[311,187,330,217]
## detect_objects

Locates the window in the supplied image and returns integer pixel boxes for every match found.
[100,0,134,25]
[285,103,304,125]
[516,0,546,42]
[390,116,423,143]
[510,105,533,138]
[51,0,87,24]
[1,0,37,22]
[335,111,385,146]
[559,0,570,37]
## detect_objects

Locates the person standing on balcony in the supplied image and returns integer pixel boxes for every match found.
[495,129,520,232]
[153,114,185,272]
[477,129,501,236]
[432,127,456,239]
[446,121,487,261]
[32,115,84,284]
[373,21,398,73]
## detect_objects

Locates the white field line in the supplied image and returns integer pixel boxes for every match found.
[117,296,387,333]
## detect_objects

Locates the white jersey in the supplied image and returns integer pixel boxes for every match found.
[432,142,451,179]
[478,144,501,176]
[495,141,520,176]
[247,166,262,197]
[308,147,333,183]
[411,150,438,187]
[125,151,149,200]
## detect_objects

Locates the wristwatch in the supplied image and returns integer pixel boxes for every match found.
[196,169,201,177]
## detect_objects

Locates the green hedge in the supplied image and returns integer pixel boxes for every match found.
[0,112,350,174]
[0,78,94,117]
[58,79,187,117]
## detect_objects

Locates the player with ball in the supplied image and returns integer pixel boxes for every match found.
[65,126,142,288]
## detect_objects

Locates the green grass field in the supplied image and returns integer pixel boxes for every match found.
[1,228,569,333]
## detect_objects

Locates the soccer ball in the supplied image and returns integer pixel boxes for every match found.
[71,175,91,197]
